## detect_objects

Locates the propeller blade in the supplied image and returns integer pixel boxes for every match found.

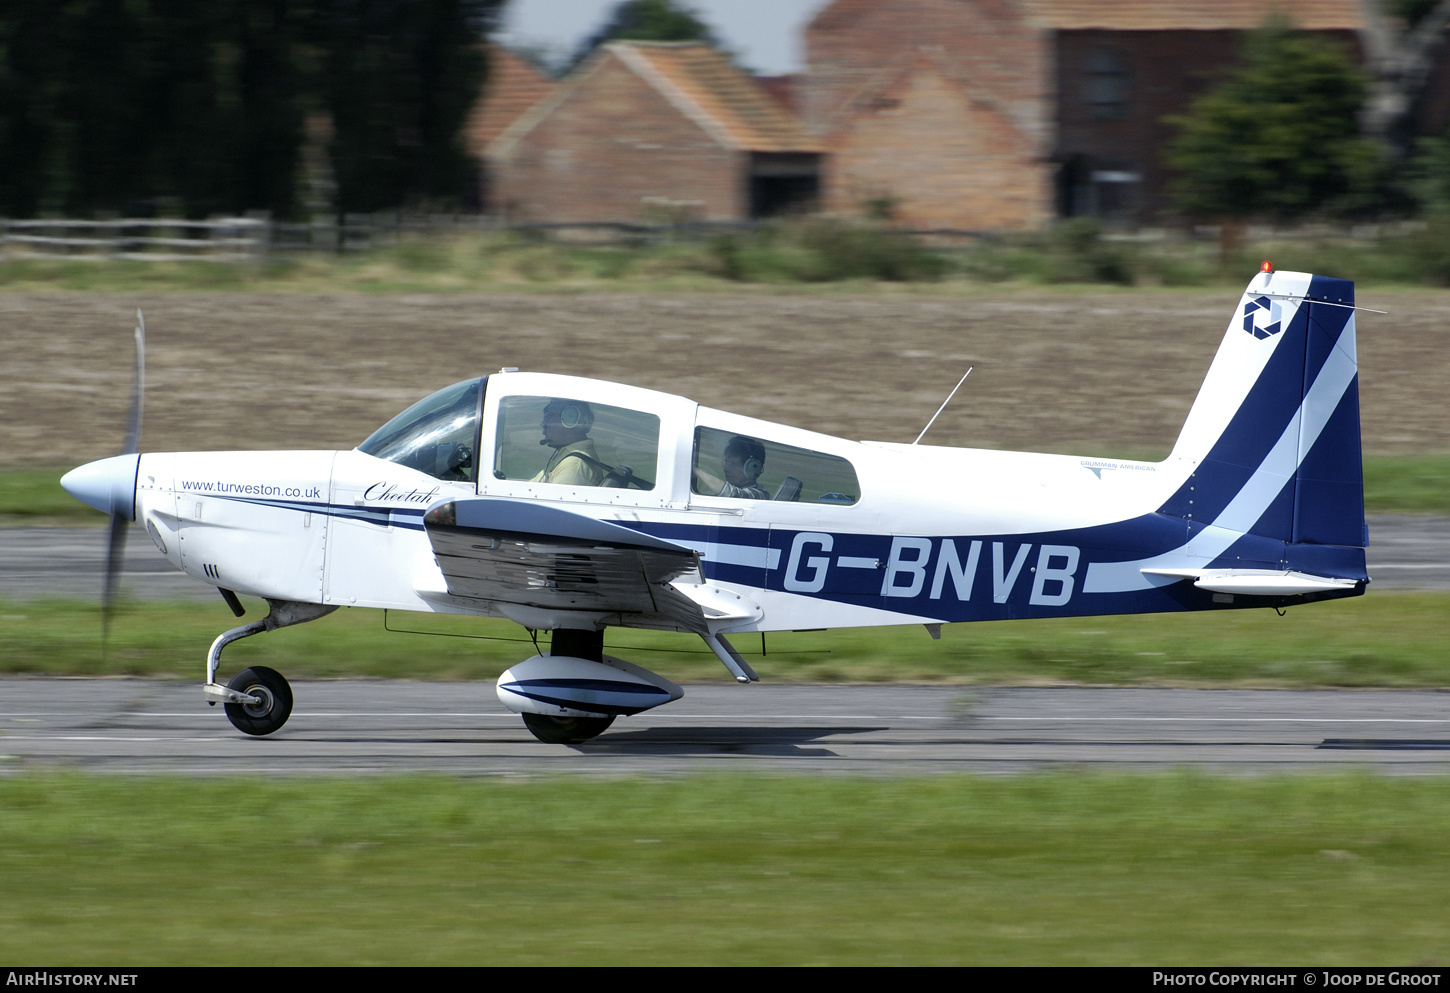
[123,311,144,455]
[103,310,146,658]
[101,510,128,659]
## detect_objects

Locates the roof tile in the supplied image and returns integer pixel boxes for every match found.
[466,46,556,156]
[611,42,821,152]
[1024,0,1365,31]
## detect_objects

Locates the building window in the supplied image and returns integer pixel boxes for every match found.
[1086,47,1129,120]
[748,153,822,218]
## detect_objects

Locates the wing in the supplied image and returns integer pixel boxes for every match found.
[422,497,707,632]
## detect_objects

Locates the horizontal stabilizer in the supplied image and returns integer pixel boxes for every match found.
[1141,567,1359,596]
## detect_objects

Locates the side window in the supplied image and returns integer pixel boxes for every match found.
[494,396,659,490]
[693,427,859,505]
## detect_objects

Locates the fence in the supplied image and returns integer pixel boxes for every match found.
[271,216,992,251]
[270,213,494,252]
[0,214,662,257]
[0,213,998,261]
[0,217,269,261]
[25,213,1368,261]
[268,215,778,251]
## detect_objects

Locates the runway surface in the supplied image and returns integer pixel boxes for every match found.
[3,516,1448,600]
[4,681,1450,775]
[3,521,1447,776]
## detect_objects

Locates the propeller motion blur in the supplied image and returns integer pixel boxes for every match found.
[62,270,1371,743]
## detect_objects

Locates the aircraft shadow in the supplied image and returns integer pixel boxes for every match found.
[1318,738,1450,750]
[575,724,887,755]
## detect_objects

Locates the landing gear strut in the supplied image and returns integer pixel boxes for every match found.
[499,628,659,745]
[498,628,753,745]
[519,629,616,744]
[202,598,336,736]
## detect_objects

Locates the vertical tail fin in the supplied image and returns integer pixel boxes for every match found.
[1159,270,1365,554]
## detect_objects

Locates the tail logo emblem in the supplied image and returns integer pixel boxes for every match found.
[1242,296,1283,339]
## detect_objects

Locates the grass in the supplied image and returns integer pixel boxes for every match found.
[10,454,1450,526]
[1363,455,1450,515]
[4,590,1448,687]
[4,218,1443,968]
[0,234,727,294]
[8,218,1450,292]
[0,467,101,525]
[1,772,1448,965]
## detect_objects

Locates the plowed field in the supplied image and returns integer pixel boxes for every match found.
[3,288,1444,466]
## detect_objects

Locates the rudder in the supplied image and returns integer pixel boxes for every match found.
[1159,270,1365,553]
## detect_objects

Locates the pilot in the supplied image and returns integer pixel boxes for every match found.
[533,399,604,486]
[718,435,769,500]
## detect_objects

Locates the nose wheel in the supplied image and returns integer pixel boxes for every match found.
[204,600,334,736]
[223,666,294,736]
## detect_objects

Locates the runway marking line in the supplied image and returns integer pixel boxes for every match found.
[981,717,1450,723]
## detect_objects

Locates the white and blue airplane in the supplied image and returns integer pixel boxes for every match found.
[61,267,1370,743]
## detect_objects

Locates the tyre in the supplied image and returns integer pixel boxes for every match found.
[521,712,615,744]
[223,666,294,736]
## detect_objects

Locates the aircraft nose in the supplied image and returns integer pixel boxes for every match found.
[60,453,140,521]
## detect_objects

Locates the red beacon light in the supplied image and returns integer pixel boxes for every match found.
[1261,260,1274,273]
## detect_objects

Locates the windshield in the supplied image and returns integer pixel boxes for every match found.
[358,377,485,482]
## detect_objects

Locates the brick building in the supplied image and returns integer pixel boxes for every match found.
[486,42,822,223]
[465,45,556,157]
[465,46,557,211]
[1045,0,1369,219]
[803,0,1450,228]
[803,0,1053,229]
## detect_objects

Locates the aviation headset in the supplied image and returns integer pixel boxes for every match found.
[726,436,765,480]
[551,401,593,431]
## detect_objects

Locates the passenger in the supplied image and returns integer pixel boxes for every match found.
[718,435,769,500]
[533,400,604,486]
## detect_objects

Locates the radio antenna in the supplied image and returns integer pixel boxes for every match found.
[912,368,971,445]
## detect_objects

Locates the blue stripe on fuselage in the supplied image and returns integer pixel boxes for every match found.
[625,516,1364,624]
[204,493,427,530]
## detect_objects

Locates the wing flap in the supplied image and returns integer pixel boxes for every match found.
[423,497,707,631]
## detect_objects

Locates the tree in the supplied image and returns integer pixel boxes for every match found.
[1409,131,1450,210]
[0,0,503,219]
[1166,19,1381,225]
[319,0,501,213]
[0,0,311,218]
[565,0,718,71]
[1359,0,1450,163]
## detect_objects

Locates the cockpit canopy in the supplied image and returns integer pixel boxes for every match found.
[357,377,484,481]
[357,373,862,504]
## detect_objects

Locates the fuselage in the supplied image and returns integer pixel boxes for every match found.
[108,366,1359,636]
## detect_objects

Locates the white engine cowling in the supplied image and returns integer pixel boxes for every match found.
[496,654,684,718]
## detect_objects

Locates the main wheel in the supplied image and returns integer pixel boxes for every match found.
[223,666,294,736]
[521,712,615,744]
